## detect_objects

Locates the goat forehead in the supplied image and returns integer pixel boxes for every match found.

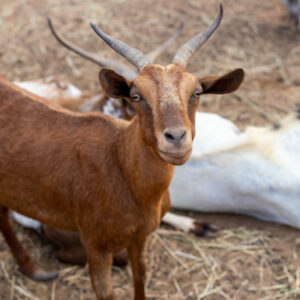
[134,64,197,107]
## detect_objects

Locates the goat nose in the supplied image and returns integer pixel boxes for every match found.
[164,128,187,145]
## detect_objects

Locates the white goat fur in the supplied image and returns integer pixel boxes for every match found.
[171,112,300,229]
[14,78,300,231]
[16,77,82,99]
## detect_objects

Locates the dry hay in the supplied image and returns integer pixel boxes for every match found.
[0,0,300,299]
[0,219,299,300]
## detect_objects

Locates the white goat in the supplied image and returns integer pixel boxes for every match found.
[170,111,300,229]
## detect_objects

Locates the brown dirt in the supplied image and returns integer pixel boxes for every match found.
[0,0,300,299]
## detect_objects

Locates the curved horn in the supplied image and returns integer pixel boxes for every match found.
[47,18,138,80]
[90,23,150,72]
[173,3,223,66]
[145,20,184,62]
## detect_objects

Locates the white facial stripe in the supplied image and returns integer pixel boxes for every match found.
[159,75,182,111]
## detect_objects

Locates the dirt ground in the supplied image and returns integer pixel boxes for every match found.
[0,0,300,299]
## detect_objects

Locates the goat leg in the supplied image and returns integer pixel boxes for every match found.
[127,238,147,300]
[43,224,129,267]
[162,212,219,237]
[0,205,58,281]
[84,244,114,300]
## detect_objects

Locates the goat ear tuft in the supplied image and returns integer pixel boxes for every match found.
[99,68,131,99]
[199,68,245,94]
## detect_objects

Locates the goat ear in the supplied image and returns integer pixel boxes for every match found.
[99,68,131,98]
[198,68,244,94]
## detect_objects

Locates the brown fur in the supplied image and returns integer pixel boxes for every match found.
[43,225,128,266]
[0,63,244,299]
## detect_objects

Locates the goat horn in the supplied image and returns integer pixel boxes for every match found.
[90,23,150,72]
[145,20,184,62]
[172,3,223,66]
[47,18,138,80]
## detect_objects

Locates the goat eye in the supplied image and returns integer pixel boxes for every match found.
[193,90,201,98]
[132,94,141,102]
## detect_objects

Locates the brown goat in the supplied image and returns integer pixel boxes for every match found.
[11,21,187,267]
[0,5,244,300]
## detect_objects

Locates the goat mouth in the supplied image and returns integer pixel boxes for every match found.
[158,149,192,165]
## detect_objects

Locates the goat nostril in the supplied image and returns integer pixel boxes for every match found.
[164,132,175,141]
[180,131,186,140]
[164,130,187,143]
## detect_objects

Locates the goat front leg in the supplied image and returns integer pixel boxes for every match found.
[84,244,114,300]
[0,205,58,281]
[127,238,147,300]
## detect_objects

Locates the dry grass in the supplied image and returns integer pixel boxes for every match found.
[0,219,299,299]
[0,0,300,299]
